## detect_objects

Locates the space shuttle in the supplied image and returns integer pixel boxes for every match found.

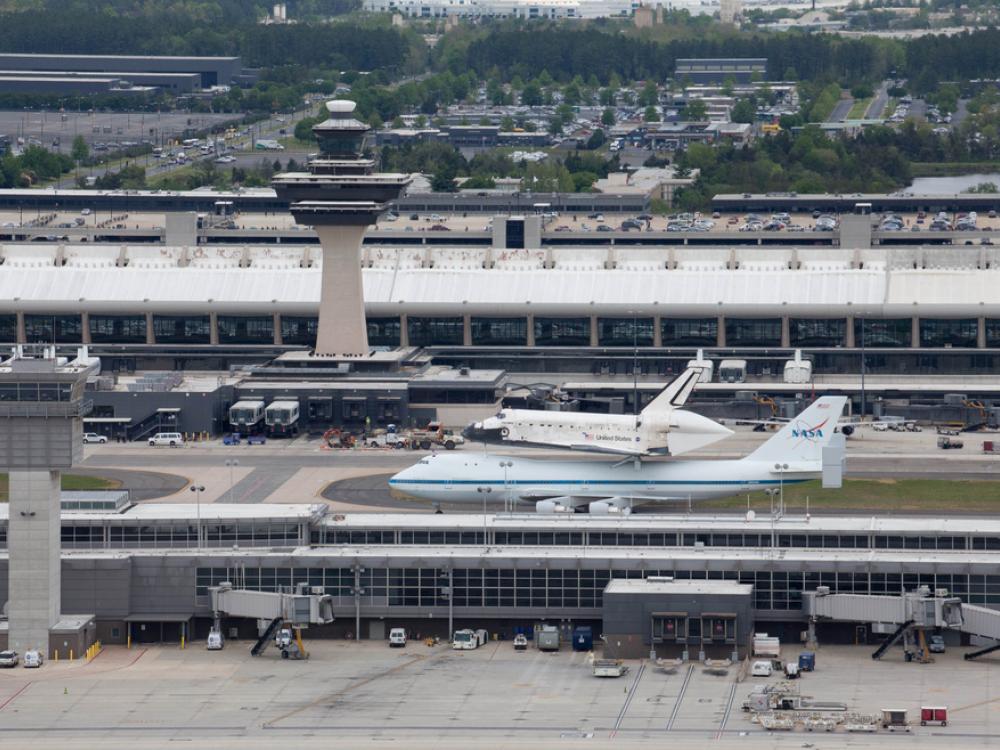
[390,396,848,515]
[463,366,732,458]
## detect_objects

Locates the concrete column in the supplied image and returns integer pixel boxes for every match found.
[978,316,987,349]
[399,314,409,347]
[313,225,369,356]
[463,315,472,346]
[145,312,155,345]
[845,315,855,348]
[653,316,662,348]
[81,312,91,345]
[716,316,726,347]
[273,313,283,345]
[590,315,599,347]
[7,470,61,656]
[209,312,219,346]
[912,317,920,349]
[526,313,535,347]
[16,311,25,344]
[780,316,790,348]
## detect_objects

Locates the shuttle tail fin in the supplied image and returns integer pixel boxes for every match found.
[747,396,848,465]
[641,366,706,415]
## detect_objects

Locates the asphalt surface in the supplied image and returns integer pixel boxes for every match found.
[866,80,890,120]
[828,95,854,122]
[71,467,187,501]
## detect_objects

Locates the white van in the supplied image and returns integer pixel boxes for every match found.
[388,628,407,647]
[207,630,224,650]
[23,650,43,668]
[148,432,184,447]
[751,660,773,677]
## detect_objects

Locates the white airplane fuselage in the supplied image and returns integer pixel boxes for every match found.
[389,452,811,506]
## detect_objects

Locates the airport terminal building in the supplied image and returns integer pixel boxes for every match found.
[2,505,998,651]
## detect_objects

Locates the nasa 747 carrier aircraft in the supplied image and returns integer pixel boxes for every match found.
[463,366,732,457]
[390,396,847,514]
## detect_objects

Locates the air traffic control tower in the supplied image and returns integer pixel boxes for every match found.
[0,348,96,655]
[272,100,409,357]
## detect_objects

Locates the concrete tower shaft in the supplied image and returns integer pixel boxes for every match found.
[273,100,409,357]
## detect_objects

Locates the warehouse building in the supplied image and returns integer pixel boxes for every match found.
[0,54,247,89]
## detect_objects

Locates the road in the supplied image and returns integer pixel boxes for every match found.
[828,95,854,123]
[866,80,891,120]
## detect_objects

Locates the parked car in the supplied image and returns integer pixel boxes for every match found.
[0,650,18,668]
[513,634,528,651]
[928,634,946,653]
[82,432,107,444]
[22,650,42,668]
[148,432,184,447]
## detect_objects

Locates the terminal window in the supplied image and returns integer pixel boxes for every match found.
[919,318,978,348]
[855,318,910,348]
[0,314,15,343]
[153,315,210,344]
[505,219,525,249]
[725,318,781,347]
[534,317,590,346]
[367,317,401,347]
[471,317,527,346]
[661,318,717,346]
[89,315,146,344]
[281,316,318,346]
[218,316,274,344]
[407,316,463,346]
[24,314,82,344]
[790,318,846,347]
[598,317,654,347]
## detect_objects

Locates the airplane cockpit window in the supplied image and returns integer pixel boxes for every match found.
[419,459,430,465]
[496,411,507,419]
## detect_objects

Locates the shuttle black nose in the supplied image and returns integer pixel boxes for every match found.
[462,425,502,443]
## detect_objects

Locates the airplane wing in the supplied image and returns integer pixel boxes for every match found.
[567,443,654,457]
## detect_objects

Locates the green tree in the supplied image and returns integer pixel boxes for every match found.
[601,108,615,127]
[500,116,515,131]
[683,99,707,120]
[521,82,543,106]
[70,135,88,163]
[644,105,660,122]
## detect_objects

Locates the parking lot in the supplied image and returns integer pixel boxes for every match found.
[0,640,998,748]
[0,110,236,152]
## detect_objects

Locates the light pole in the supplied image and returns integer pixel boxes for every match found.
[225,459,239,503]
[764,488,779,551]
[189,484,205,549]
[499,461,513,513]
[477,486,492,549]
[773,463,789,516]
[859,313,866,420]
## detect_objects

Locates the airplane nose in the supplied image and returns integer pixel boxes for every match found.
[462,423,503,443]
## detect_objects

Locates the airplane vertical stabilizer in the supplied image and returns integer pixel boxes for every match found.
[747,396,848,465]
[640,366,707,415]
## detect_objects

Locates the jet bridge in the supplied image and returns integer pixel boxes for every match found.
[803,587,1000,660]
[210,582,334,657]
[210,582,334,626]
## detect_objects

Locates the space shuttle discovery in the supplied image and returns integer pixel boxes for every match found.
[463,366,732,458]
[390,396,848,514]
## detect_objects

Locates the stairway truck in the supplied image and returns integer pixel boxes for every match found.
[265,400,300,437]
[230,400,266,433]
